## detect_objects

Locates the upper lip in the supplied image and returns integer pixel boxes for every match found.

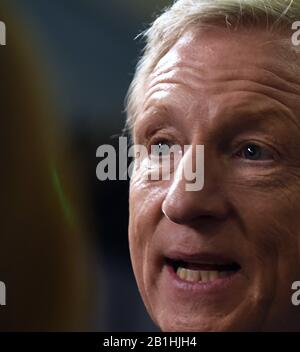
[164,251,241,270]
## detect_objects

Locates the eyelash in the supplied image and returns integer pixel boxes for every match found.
[232,141,278,162]
[144,130,279,163]
[146,133,178,152]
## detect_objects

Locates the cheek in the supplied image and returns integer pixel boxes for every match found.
[228,166,300,248]
[229,176,300,296]
[128,175,167,276]
[128,175,168,320]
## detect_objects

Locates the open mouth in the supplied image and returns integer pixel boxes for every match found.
[165,257,241,284]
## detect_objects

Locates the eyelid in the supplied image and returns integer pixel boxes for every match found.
[233,140,279,161]
[149,134,174,145]
[147,136,176,156]
[145,127,181,147]
[135,118,171,143]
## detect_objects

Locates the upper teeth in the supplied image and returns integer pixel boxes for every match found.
[176,267,231,283]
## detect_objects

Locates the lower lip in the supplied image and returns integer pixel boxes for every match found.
[164,264,243,296]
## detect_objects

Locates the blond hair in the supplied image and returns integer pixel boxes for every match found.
[126,0,300,131]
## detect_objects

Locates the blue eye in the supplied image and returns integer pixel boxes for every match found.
[237,143,273,161]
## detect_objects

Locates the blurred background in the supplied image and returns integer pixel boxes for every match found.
[0,0,170,331]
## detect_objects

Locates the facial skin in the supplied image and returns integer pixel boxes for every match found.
[129,27,300,331]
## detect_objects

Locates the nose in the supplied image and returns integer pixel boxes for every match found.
[162,146,230,225]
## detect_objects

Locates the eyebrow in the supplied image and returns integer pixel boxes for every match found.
[133,104,181,142]
[214,103,300,137]
[134,100,300,142]
[209,108,300,154]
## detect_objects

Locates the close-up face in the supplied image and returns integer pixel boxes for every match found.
[129,27,300,331]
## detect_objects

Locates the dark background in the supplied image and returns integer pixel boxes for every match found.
[6,0,171,331]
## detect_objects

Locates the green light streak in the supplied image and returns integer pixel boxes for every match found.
[51,167,74,225]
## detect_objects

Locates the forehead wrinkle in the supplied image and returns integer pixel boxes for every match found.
[150,60,206,82]
[146,60,300,108]
[147,28,300,95]
[140,85,300,141]
[150,61,300,93]
[140,39,300,136]
[145,66,207,100]
[209,82,300,127]
[142,82,300,135]
[208,91,300,133]
[242,64,300,96]
[143,80,195,114]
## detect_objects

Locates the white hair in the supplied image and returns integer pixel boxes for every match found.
[125,0,300,131]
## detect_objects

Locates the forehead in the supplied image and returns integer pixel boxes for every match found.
[150,27,297,82]
[135,27,300,134]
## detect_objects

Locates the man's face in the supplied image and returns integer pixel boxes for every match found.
[129,27,300,331]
